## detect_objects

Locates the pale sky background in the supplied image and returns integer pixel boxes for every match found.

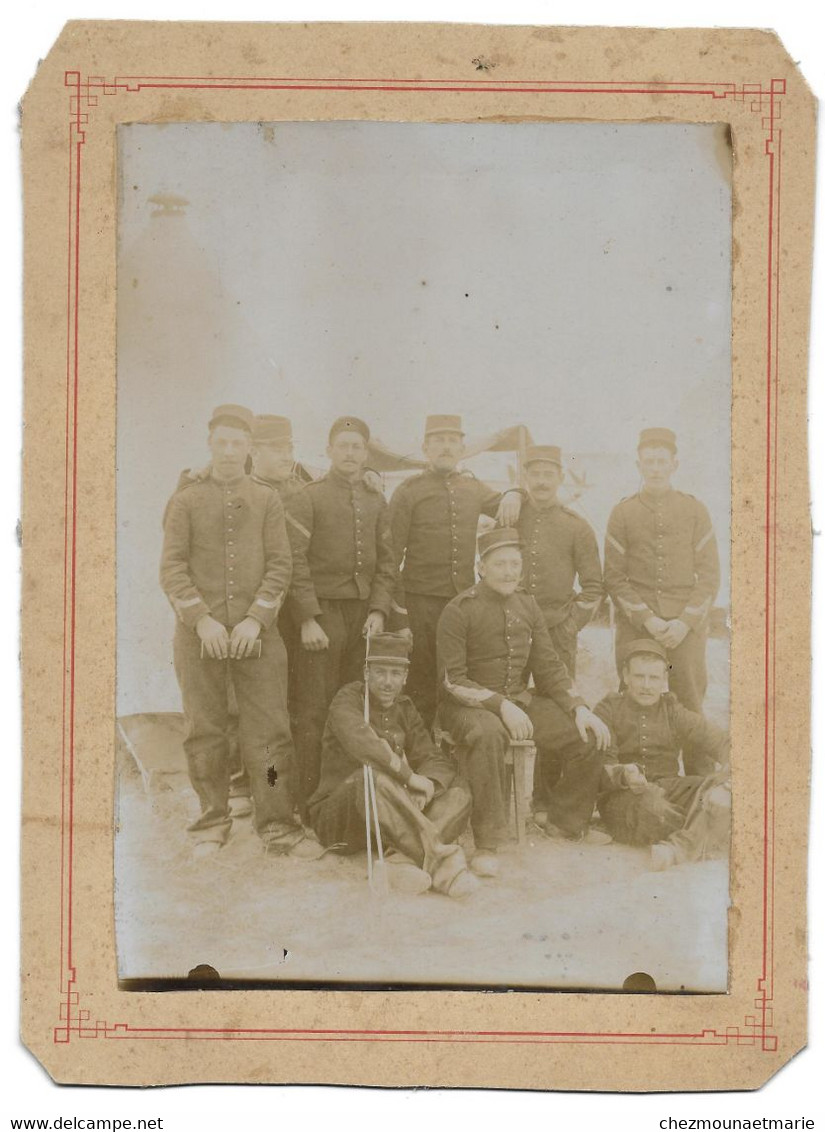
[117,121,731,713]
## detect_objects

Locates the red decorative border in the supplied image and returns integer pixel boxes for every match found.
[55,71,785,1055]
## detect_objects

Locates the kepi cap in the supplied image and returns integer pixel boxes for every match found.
[525,444,562,468]
[252,415,293,444]
[329,416,370,444]
[478,527,522,559]
[638,427,677,453]
[622,638,669,664]
[366,632,412,667]
[209,404,253,433]
[424,414,464,437]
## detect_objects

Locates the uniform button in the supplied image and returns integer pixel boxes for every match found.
[228,541,234,546]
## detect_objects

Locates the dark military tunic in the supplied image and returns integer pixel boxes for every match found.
[387,467,519,729]
[437,582,581,714]
[603,488,720,712]
[309,682,471,892]
[159,470,297,842]
[284,469,399,815]
[436,582,602,846]
[593,690,728,847]
[160,471,291,631]
[604,488,719,630]
[594,691,728,781]
[389,468,507,599]
[285,469,396,622]
[517,498,603,678]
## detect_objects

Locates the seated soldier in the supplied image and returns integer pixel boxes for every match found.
[594,638,730,869]
[308,632,478,899]
[436,528,612,878]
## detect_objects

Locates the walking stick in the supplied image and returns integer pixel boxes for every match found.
[363,629,389,896]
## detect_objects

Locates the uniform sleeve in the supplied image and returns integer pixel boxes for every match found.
[325,686,415,786]
[159,493,211,630]
[402,701,456,791]
[571,518,604,630]
[367,498,398,619]
[527,605,584,713]
[603,503,654,631]
[680,500,721,631]
[437,601,503,714]
[284,487,322,622]
[246,490,292,630]
[387,481,414,625]
[670,699,729,775]
[593,696,621,772]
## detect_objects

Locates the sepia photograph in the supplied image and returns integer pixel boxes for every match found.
[114,118,732,992]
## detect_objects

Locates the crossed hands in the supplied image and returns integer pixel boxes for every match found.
[644,615,690,650]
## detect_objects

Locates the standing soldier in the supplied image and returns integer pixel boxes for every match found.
[603,428,720,713]
[285,416,397,815]
[388,414,523,730]
[437,528,611,876]
[160,404,318,858]
[517,445,603,678]
[250,414,313,502]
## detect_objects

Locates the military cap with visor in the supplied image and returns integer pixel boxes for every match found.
[208,403,254,433]
[424,414,464,437]
[366,632,412,667]
[637,427,677,453]
[525,444,562,468]
[477,527,522,560]
[252,414,293,444]
[328,416,371,444]
[622,638,669,665]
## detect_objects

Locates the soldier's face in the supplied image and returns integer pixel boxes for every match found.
[423,431,464,472]
[525,461,563,503]
[252,441,294,482]
[208,425,252,479]
[637,446,678,493]
[367,662,407,707]
[479,546,523,595]
[624,655,668,706]
[328,431,368,479]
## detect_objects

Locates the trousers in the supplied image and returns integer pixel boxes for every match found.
[547,620,578,681]
[599,774,705,846]
[614,614,709,713]
[439,696,602,849]
[310,769,472,894]
[173,621,297,842]
[405,592,451,730]
[292,598,369,816]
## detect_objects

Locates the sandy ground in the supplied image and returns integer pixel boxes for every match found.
[115,627,730,991]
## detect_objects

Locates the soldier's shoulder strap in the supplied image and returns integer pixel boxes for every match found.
[454,583,481,604]
[174,466,209,493]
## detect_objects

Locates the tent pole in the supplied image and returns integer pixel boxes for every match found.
[518,424,528,487]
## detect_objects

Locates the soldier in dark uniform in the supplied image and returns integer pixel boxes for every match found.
[517,445,603,679]
[436,528,612,876]
[388,414,523,730]
[309,633,477,898]
[160,404,319,859]
[603,428,720,712]
[594,639,730,869]
[285,416,397,816]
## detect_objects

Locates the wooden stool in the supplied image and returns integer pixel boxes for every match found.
[436,729,537,843]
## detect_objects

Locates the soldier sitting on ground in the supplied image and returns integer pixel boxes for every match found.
[308,632,478,899]
[593,638,730,870]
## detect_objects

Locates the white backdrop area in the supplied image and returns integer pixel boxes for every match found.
[117,121,732,715]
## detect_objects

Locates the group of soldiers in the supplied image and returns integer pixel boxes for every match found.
[159,405,731,898]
